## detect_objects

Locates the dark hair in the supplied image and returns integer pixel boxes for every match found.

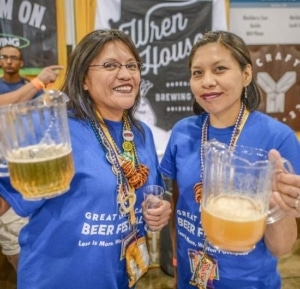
[61,29,143,130]
[189,31,261,115]
[0,44,23,60]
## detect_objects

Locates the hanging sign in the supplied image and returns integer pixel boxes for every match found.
[95,0,216,154]
[230,0,300,131]
[0,0,58,70]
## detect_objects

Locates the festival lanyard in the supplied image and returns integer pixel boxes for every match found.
[94,113,137,226]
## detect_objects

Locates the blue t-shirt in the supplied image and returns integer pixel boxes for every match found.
[159,111,300,289]
[0,77,42,98]
[0,117,164,289]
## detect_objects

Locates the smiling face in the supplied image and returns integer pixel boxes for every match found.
[190,42,252,127]
[83,41,141,121]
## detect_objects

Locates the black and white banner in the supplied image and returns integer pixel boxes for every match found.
[0,0,58,68]
[95,0,226,154]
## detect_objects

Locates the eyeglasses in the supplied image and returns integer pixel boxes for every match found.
[0,55,21,62]
[88,61,143,73]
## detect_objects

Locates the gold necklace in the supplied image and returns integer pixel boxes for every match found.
[121,115,150,189]
[91,112,149,188]
[194,104,249,203]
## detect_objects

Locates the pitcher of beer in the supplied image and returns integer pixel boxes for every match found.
[201,140,293,253]
[0,90,74,200]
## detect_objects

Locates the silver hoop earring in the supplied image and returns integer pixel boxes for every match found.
[244,87,248,99]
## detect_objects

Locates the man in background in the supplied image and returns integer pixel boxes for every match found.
[0,44,42,97]
[0,44,63,105]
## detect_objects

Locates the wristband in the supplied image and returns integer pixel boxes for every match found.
[31,78,45,90]
[172,257,177,267]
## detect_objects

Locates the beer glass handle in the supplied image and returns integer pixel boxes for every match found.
[0,148,9,177]
[267,158,295,224]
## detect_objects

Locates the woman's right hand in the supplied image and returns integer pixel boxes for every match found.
[142,199,171,231]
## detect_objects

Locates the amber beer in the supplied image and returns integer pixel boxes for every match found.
[201,194,267,252]
[6,144,74,200]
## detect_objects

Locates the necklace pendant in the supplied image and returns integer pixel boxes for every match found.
[123,130,134,141]
[122,152,133,162]
[123,141,133,152]
[194,182,203,204]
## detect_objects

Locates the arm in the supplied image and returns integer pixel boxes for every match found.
[264,215,297,257]
[0,196,10,216]
[0,65,63,105]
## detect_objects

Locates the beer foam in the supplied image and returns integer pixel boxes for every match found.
[6,144,71,162]
[206,194,265,221]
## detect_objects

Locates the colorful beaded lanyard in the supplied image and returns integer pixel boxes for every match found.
[90,112,149,225]
[194,103,249,203]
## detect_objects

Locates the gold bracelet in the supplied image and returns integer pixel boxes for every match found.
[30,78,45,90]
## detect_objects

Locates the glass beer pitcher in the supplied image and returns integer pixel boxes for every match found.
[201,140,294,253]
[0,90,74,200]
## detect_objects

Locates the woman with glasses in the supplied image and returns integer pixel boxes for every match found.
[0,29,171,289]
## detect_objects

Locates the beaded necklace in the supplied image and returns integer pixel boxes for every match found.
[194,103,249,203]
[90,112,149,225]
